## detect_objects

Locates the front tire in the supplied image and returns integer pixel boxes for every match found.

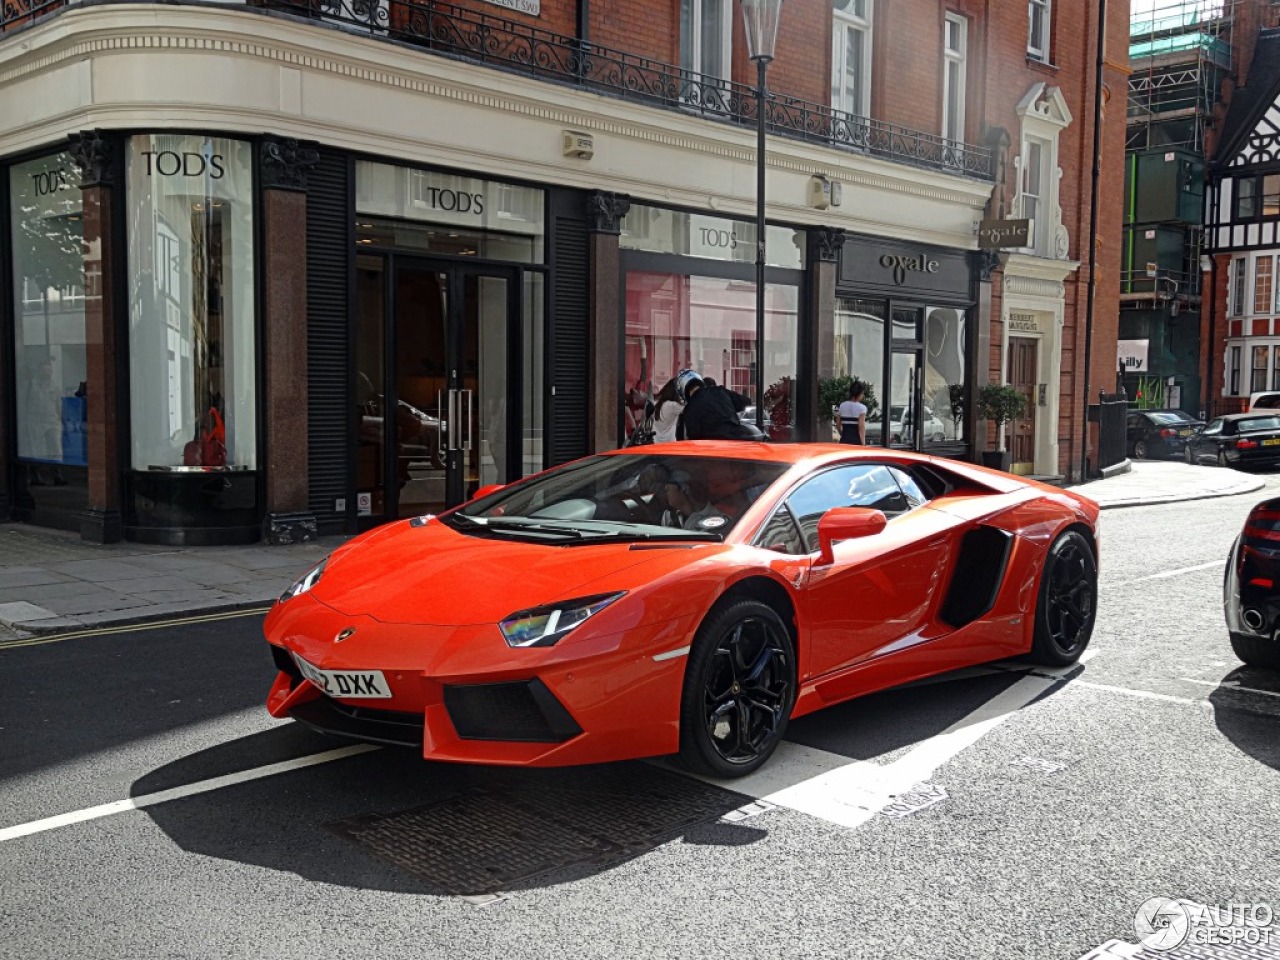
[678,599,796,778]
[1029,530,1097,666]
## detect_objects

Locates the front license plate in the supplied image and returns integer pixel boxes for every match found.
[1264,438,1280,447]
[293,654,392,699]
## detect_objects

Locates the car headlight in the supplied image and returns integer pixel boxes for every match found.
[279,558,328,602]
[499,592,625,648]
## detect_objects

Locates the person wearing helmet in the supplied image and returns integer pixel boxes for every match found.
[674,369,759,441]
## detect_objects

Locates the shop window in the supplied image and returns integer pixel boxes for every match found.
[1255,256,1274,315]
[832,0,872,118]
[832,298,886,440]
[943,13,968,143]
[9,152,88,480]
[1253,345,1270,394]
[1027,0,1051,62]
[125,135,257,471]
[924,307,967,442]
[624,272,799,442]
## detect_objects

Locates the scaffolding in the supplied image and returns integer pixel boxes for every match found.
[1127,0,1238,153]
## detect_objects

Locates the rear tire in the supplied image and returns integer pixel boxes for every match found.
[1029,530,1097,666]
[1133,439,1149,460]
[678,599,796,778]
[1218,449,1229,468]
[1230,632,1280,670]
[1185,444,1195,465]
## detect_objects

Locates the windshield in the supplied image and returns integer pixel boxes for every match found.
[448,454,790,543]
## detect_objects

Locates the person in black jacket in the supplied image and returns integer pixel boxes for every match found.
[674,370,760,441]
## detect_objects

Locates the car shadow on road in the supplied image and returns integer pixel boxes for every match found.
[131,725,764,897]
[1208,666,1280,772]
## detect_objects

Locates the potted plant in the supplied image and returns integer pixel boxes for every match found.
[976,383,1028,471]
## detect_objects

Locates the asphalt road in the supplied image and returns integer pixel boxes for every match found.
[4,482,1280,960]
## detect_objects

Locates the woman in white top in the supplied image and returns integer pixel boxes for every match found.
[651,378,684,444]
[837,381,868,445]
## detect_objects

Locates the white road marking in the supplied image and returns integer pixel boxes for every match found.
[691,670,1060,830]
[0,744,379,844]
[1180,677,1280,700]
[1112,560,1222,586]
[1074,680,1207,707]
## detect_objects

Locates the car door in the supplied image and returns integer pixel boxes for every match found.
[1126,413,1146,450]
[1195,418,1224,461]
[762,462,962,680]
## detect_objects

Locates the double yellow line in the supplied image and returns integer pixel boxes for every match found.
[0,606,272,651]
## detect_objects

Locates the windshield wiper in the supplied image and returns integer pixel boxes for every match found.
[569,529,723,544]
[444,514,586,539]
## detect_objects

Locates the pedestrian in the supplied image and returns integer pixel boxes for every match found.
[837,380,868,445]
[651,378,683,444]
[674,370,758,441]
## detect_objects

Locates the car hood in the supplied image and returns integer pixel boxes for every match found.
[311,519,697,625]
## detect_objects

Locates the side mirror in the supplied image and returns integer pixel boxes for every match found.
[471,483,505,501]
[816,507,886,565]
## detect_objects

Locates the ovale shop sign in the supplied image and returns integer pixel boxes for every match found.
[840,236,970,296]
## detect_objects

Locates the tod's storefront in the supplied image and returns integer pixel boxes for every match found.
[2,132,988,545]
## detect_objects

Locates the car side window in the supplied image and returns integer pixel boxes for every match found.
[780,464,910,554]
[1126,414,1144,430]
[757,506,806,555]
[888,467,929,509]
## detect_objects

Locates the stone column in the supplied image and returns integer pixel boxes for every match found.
[259,137,320,544]
[586,192,630,453]
[70,131,123,543]
[806,227,843,442]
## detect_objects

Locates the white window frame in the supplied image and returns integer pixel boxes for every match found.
[831,0,873,118]
[1230,256,1246,317]
[1019,135,1050,254]
[943,13,967,143]
[1013,83,1072,260]
[680,0,732,83]
[1028,0,1051,62]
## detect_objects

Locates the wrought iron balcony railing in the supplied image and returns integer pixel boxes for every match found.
[3,0,994,180]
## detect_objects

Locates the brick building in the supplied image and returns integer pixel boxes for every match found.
[1202,4,1280,418]
[0,0,1127,544]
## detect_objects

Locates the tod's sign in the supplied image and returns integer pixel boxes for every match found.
[840,237,970,296]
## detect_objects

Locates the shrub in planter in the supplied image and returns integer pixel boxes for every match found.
[976,384,1028,470]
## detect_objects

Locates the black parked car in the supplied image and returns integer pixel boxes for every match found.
[1185,412,1280,468]
[1126,409,1202,459]
[1224,497,1280,668]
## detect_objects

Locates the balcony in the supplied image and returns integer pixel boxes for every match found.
[2,0,993,181]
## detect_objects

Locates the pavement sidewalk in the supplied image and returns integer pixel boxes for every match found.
[0,459,1270,639]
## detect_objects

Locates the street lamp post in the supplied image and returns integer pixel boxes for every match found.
[742,0,783,434]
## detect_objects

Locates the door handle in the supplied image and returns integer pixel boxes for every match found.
[461,389,473,452]
[436,389,446,460]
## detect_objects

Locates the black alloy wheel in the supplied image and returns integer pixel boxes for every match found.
[1029,530,1097,666]
[1133,439,1149,460]
[1218,448,1229,468]
[679,599,795,778]
[1185,443,1196,465]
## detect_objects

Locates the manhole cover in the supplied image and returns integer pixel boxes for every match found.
[327,764,746,895]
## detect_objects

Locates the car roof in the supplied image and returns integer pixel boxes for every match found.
[1219,412,1280,420]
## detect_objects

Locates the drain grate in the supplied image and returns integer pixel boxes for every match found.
[327,764,747,895]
